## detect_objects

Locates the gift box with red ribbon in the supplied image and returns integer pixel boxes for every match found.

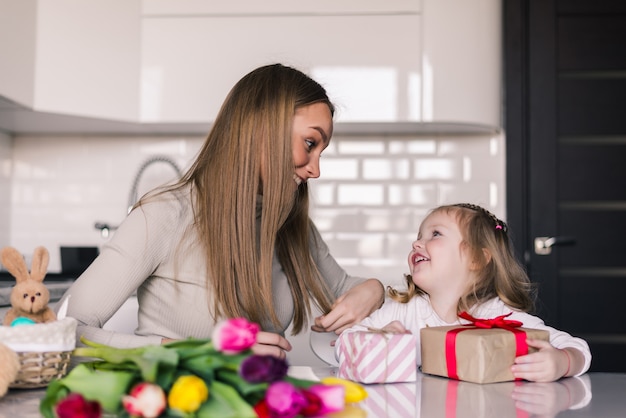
[420,312,549,384]
[337,330,417,384]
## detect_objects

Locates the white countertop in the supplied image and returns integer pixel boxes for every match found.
[0,281,73,307]
[1,371,623,417]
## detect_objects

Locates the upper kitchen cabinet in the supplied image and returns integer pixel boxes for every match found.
[421,0,501,128]
[140,14,421,124]
[142,0,421,15]
[141,0,501,129]
[0,0,141,122]
[0,0,501,133]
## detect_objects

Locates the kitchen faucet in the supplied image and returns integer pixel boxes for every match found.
[126,155,183,214]
[94,155,183,238]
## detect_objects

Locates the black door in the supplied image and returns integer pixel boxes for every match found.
[505,0,626,372]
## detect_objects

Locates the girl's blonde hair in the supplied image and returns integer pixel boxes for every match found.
[389,203,536,313]
[139,64,336,334]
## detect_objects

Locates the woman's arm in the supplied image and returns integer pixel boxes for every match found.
[307,221,385,333]
[313,279,384,333]
[58,197,180,348]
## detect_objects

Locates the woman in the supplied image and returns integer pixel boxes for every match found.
[59,63,384,358]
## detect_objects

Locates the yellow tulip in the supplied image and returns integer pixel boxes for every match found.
[167,375,209,413]
[321,377,368,403]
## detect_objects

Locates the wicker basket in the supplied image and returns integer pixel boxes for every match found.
[0,317,77,389]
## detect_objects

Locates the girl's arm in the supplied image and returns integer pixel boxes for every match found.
[503,309,592,381]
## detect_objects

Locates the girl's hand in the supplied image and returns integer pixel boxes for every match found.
[312,279,384,334]
[251,331,292,360]
[511,381,572,416]
[511,339,573,382]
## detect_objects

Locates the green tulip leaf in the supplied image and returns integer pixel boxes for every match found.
[41,364,136,413]
[197,380,257,418]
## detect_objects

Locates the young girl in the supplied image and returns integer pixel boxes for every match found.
[338,203,591,382]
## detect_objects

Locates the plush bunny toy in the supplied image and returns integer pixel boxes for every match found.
[1,246,57,326]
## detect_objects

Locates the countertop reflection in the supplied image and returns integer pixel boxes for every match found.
[2,371,625,417]
[307,368,617,418]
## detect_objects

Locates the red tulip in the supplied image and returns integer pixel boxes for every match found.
[55,393,102,418]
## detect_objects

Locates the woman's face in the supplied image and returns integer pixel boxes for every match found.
[291,102,333,186]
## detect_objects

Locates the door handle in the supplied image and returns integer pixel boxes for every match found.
[534,236,576,255]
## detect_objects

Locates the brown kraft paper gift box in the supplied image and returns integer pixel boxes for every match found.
[421,324,549,384]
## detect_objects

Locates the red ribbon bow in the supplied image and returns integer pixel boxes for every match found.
[445,311,528,381]
[458,311,523,329]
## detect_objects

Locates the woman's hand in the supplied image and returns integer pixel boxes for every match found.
[312,279,384,334]
[250,331,292,360]
[163,332,292,360]
[511,339,580,382]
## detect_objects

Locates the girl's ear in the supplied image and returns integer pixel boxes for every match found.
[482,248,492,265]
[470,248,492,271]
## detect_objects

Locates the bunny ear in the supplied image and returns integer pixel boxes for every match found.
[0,247,30,283]
[30,246,49,282]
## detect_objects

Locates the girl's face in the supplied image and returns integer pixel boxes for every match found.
[291,102,333,186]
[408,211,473,296]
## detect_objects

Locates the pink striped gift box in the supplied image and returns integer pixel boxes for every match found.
[337,331,417,384]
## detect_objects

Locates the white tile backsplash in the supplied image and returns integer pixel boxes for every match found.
[0,132,13,249]
[309,132,506,286]
[4,131,505,283]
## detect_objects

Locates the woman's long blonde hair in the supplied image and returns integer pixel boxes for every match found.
[389,204,536,314]
[142,64,336,334]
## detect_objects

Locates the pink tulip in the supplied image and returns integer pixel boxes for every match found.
[265,381,307,418]
[212,317,260,354]
[121,382,166,418]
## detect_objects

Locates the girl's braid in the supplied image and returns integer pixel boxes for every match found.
[453,203,508,233]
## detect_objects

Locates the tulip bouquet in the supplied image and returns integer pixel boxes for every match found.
[39,318,367,418]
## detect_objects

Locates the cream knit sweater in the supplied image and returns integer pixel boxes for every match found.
[58,186,364,348]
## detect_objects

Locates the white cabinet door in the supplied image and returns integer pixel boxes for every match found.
[141,14,422,123]
[33,0,141,121]
[422,0,501,127]
[0,0,141,121]
[0,0,37,108]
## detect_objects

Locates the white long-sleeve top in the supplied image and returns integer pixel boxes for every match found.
[338,294,592,376]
